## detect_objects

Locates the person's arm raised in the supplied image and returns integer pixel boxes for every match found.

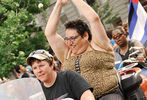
[71,0,113,52]
[45,0,69,63]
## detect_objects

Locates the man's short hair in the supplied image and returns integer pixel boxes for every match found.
[65,19,92,42]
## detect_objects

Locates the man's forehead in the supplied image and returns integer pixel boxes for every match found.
[31,59,42,65]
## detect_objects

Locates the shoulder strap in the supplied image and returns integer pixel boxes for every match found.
[75,56,81,74]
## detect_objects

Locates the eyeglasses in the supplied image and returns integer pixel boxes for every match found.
[112,33,123,39]
[64,35,80,42]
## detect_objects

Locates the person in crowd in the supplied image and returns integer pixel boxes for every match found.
[122,23,129,40]
[44,0,124,99]
[106,29,117,50]
[0,78,9,84]
[112,26,147,75]
[48,47,62,71]
[14,65,29,78]
[145,49,147,56]
[26,49,95,100]
[26,66,35,77]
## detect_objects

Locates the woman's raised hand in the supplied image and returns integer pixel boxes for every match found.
[57,0,69,6]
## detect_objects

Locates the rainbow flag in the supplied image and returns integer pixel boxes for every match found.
[129,0,147,47]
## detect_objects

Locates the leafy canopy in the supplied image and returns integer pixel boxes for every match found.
[0,0,50,78]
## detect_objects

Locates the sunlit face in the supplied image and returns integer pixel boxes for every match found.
[112,29,127,47]
[19,65,26,73]
[65,28,86,54]
[32,60,52,83]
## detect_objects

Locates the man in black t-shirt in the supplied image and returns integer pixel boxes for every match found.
[26,49,95,100]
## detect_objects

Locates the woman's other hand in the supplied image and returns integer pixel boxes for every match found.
[57,0,69,6]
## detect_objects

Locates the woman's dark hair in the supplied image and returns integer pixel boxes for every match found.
[65,19,92,42]
[113,26,125,34]
[14,65,20,73]
[106,29,113,40]
[112,26,128,37]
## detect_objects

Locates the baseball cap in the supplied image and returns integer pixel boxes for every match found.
[26,49,53,65]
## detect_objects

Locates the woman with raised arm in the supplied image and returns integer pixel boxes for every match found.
[45,0,124,99]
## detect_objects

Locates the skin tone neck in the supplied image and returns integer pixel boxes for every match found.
[72,41,90,56]
[119,42,129,55]
[44,71,57,87]
[118,35,129,55]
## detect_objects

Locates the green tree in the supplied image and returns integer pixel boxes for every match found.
[0,0,50,79]
[90,0,119,28]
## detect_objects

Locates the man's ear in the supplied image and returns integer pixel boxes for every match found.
[83,32,89,40]
[51,60,55,70]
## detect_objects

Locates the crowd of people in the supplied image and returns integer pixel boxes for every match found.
[1,0,146,100]
[106,24,147,75]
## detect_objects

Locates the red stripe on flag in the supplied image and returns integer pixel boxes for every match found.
[131,0,138,3]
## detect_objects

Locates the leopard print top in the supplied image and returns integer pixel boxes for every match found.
[63,50,118,98]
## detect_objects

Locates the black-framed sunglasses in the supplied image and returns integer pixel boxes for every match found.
[64,35,80,41]
[112,33,123,39]
[29,50,47,56]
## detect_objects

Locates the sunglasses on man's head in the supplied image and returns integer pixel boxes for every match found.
[29,50,47,56]
[112,33,123,39]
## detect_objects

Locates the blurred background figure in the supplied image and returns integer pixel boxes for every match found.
[14,65,29,78]
[122,23,129,40]
[0,78,9,84]
[106,29,117,50]
[26,66,35,78]
[112,26,147,76]
[48,47,62,72]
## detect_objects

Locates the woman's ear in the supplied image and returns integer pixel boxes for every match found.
[51,60,55,70]
[83,32,89,40]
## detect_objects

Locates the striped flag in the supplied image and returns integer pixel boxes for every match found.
[129,0,147,47]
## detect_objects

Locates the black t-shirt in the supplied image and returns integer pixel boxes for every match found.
[115,40,135,61]
[41,70,93,100]
[21,72,29,78]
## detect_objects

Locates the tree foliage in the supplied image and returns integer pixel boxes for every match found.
[0,0,50,78]
[91,0,119,28]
